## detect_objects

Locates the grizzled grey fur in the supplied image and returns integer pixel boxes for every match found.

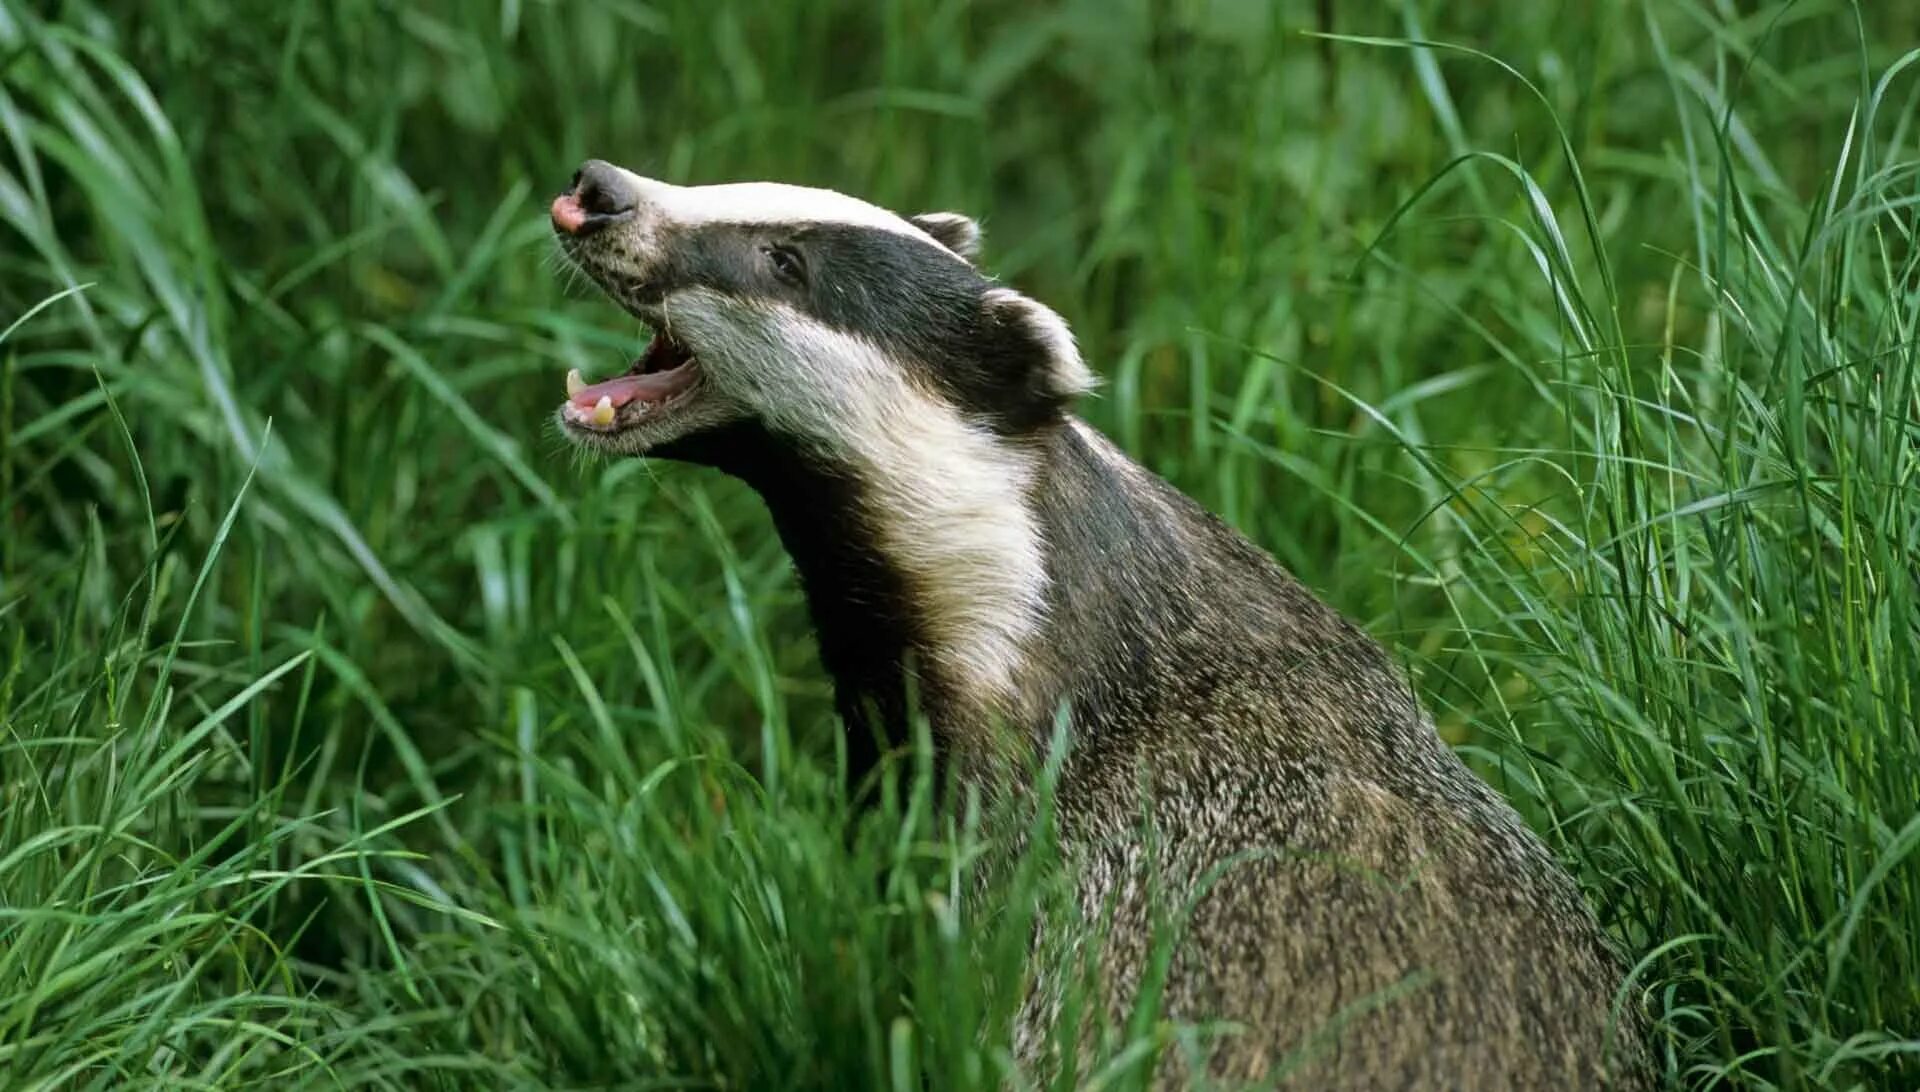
[1009,422,1650,1088]
[548,160,1651,1090]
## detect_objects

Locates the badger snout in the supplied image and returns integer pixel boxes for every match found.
[552,159,641,236]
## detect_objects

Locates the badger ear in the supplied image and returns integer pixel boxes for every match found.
[985,287,1096,403]
[910,212,982,261]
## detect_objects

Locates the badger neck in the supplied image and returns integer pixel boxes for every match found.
[677,415,1231,785]
[680,419,1051,763]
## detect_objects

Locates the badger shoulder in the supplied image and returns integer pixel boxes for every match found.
[1026,419,1431,757]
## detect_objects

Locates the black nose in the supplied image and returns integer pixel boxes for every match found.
[574,159,639,217]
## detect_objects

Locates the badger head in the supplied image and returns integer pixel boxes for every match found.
[548,159,1092,459]
[547,160,1096,720]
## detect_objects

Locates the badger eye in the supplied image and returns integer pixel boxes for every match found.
[764,244,805,284]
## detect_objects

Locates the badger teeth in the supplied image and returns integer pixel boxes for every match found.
[589,396,616,427]
[566,368,586,397]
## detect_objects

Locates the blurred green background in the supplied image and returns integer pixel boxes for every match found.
[3,1,1918,1088]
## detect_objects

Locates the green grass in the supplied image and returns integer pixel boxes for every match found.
[3,0,1919,1087]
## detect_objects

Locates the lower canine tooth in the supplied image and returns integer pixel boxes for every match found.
[566,368,586,397]
[590,396,615,426]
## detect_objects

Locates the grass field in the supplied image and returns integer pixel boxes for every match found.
[4,1,1919,1088]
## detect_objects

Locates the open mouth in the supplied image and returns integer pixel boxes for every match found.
[560,328,701,432]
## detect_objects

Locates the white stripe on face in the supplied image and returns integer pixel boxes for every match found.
[600,165,961,255]
[660,288,1048,714]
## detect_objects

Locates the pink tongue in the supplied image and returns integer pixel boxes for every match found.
[569,367,696,409]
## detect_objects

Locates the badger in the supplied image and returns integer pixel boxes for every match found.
[547,159,1650,1090]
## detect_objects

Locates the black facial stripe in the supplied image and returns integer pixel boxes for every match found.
[654,221,1072,433]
